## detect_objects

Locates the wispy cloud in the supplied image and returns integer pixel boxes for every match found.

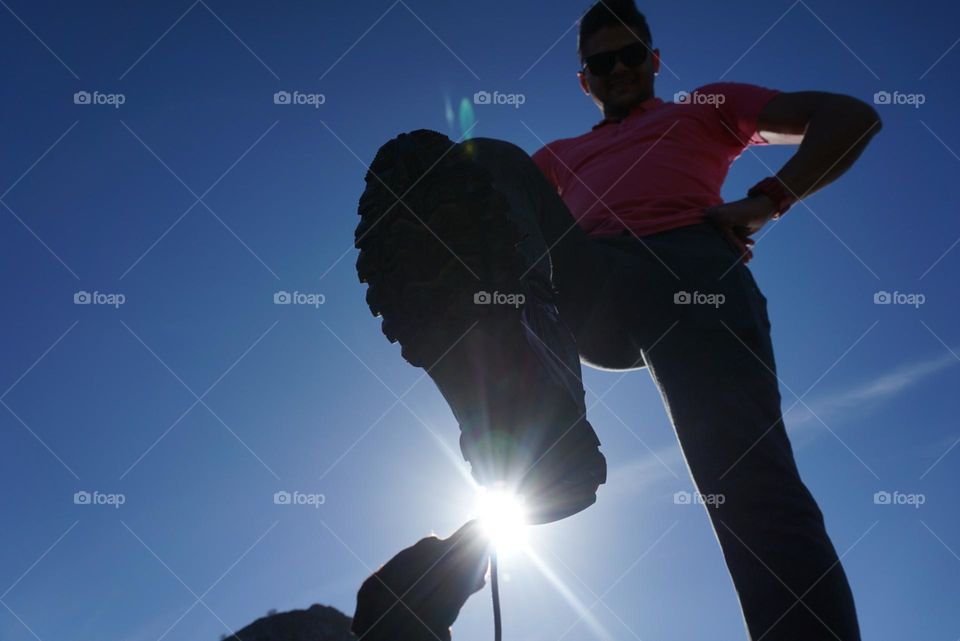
[604,348,960,497]
[785,349,960,427]
[604,444,684,499]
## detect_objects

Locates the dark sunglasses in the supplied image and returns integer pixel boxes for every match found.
[580,41,649,76]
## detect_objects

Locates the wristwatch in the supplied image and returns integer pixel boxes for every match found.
[747,176,796,220]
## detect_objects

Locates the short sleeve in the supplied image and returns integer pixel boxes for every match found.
[531,144,561,193]
[695,82,782,147]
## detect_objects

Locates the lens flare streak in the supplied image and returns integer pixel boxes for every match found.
[525,546,614,641]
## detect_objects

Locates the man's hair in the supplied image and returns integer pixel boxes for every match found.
[577,0,653,61]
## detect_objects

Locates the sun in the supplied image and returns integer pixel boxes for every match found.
[475,487,529,553]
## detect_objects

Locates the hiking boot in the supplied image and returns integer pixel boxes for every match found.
[355,129,606,524]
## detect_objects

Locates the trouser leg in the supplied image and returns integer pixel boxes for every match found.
[646,324,861,640]
[591,224,862,640]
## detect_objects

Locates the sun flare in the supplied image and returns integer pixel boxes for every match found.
[476,487,529,552]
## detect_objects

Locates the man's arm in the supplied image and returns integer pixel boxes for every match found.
[706,90,883,262]
[757,90,883,201]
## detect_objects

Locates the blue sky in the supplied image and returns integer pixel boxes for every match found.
[1,1,958,640]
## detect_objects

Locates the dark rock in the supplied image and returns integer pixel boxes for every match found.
[228,603,354,641]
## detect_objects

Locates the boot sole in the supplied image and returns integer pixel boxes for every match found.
[356,130,526,369]
[355,130,604,523]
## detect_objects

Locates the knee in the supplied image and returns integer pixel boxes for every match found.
[561,270,647,372]
[572,306,646,372]
[704,469,827,537]
[578,336,646,372]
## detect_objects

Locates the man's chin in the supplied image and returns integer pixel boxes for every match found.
[605,94,644,116]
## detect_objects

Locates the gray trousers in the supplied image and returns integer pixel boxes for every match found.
[463,136,862,641]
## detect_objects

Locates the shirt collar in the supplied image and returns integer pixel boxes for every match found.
[592,96,664,130]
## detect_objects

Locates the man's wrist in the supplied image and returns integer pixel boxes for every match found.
[747,176,797,220]
[750,193,779,221]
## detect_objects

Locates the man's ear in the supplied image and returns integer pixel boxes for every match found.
[652,48,661,75]
[577,71,591,96]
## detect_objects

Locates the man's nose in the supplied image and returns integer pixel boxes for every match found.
[609,57,631,76]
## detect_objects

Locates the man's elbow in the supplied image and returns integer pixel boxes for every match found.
[842,96,883,138]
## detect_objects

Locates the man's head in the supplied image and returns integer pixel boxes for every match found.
[577,0,660,118]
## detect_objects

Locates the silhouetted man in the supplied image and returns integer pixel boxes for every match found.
[355,1,880,638]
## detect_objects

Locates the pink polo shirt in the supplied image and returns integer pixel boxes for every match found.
[531,82,782,238]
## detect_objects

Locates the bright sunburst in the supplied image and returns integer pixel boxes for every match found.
[475,487,529,552]
[469,486,612,639]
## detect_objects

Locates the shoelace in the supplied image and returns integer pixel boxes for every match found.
[491,551,502,641]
